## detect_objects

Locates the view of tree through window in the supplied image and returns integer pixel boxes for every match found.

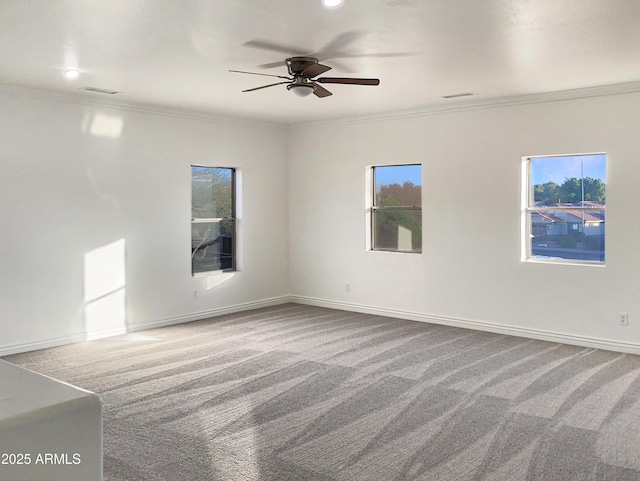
[191,166,235,274]
[526,153,606,263]
[372,164,422,252]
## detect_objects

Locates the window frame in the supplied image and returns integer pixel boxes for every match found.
[191,165,236,275]
[370,163,422,253]
[523,153,606,266]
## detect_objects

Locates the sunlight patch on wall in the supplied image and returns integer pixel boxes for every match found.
[206,272,234,290]
[81,111,124,138]
[83,239,127,340]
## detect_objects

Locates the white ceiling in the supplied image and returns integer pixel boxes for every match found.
[2,0,640,124]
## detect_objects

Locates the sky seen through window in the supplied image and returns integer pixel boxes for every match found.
[530,154,606,186]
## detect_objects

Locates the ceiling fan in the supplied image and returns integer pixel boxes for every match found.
[229,56,380,98]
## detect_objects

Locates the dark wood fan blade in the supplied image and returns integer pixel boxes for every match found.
[242,81,290,92]
[229,70,290,80]
[301,63,332,78]
[312,83,332,98]
[316,77,380,85]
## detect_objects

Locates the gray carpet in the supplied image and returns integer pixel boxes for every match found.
[5,303,640,481]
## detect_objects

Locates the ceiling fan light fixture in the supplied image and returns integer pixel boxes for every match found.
[287,83,315,97]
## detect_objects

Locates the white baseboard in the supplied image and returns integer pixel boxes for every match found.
[125,296,292,333]
[84,326,129,341]
[0,334,87,357]
[289,295,640,355]
[5,295,639,357]
[0,296,292,357]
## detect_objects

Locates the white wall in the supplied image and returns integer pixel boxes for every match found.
[4,85,640,356]
[288,92,640,351]
[0,87,290,354]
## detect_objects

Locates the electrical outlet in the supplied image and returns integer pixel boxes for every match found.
[345,282,351,292]
[619,312,629,326]
[193,290,198,300]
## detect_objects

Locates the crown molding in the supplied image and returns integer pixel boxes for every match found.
[0,83,288,132]
[4,79,640,132]
[290,80,640,129]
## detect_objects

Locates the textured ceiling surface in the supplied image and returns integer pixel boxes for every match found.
[1,0,640,123]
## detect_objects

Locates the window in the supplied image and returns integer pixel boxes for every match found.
[371,164,422,252]
[191,166,235,274]
[524,153,606,264]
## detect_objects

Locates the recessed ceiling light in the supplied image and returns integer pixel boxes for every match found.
[323,0,343,7]
[63,69,80,79]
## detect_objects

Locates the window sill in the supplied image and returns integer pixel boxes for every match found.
[370,249,422,254]
[524,258,605,268]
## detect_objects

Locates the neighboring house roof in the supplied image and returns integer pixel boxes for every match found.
[553,210,604,224]
[531,212,563,223]
[531,202,605,225]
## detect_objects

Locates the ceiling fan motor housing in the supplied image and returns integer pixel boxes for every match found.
[286,56,318,75]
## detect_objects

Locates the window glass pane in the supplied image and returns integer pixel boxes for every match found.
[374,209,422,252]
[529,209,605,262]
[526,153,605,264]
[374,165,422,206]
[192,220,234,273]
[192,166,233,219]
[530,154,606,206]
